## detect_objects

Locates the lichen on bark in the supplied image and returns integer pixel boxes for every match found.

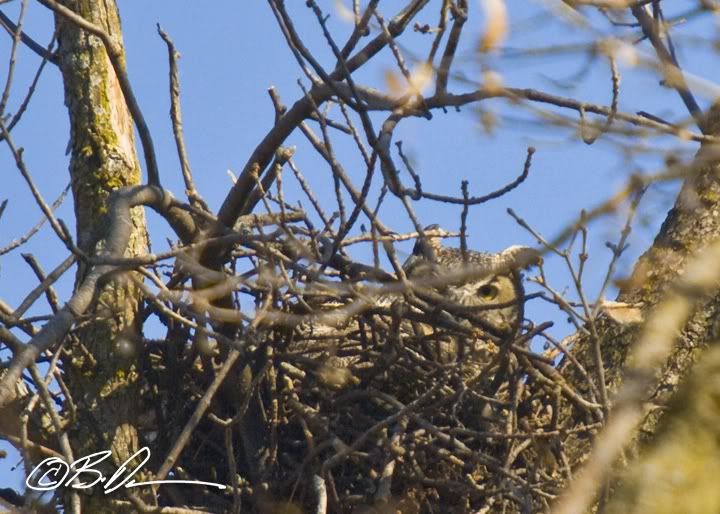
[54,0,150,509]
[561,103,720,490]
[605,344,720,514]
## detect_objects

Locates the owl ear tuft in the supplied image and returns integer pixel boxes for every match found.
[411,238,431,257]
[412,224,443,258]
[500,245,543,269]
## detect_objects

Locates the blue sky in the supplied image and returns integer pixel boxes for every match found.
[0,0,715,494]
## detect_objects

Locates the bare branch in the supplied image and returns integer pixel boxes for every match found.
[37,0,162,186]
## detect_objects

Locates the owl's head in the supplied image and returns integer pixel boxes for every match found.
[448,272,524,336]
[403,225,527,337]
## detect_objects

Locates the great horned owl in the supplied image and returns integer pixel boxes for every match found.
[289,226,538,388]
[401,225,526,340]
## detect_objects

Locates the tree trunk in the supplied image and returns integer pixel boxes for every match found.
[55,1,149,509]
[563,105,720,481]
[604,344,720,514]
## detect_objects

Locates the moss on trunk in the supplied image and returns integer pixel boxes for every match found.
[55,1,150,510]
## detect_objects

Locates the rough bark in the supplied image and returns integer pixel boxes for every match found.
[54,0,149,509]
[563,105,720,480]
[604,344,720,514]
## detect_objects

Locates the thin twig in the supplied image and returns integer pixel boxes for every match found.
[157,24,207,210]
[37,0,162,186]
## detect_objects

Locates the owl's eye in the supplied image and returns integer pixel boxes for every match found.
[477,283,499,300]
